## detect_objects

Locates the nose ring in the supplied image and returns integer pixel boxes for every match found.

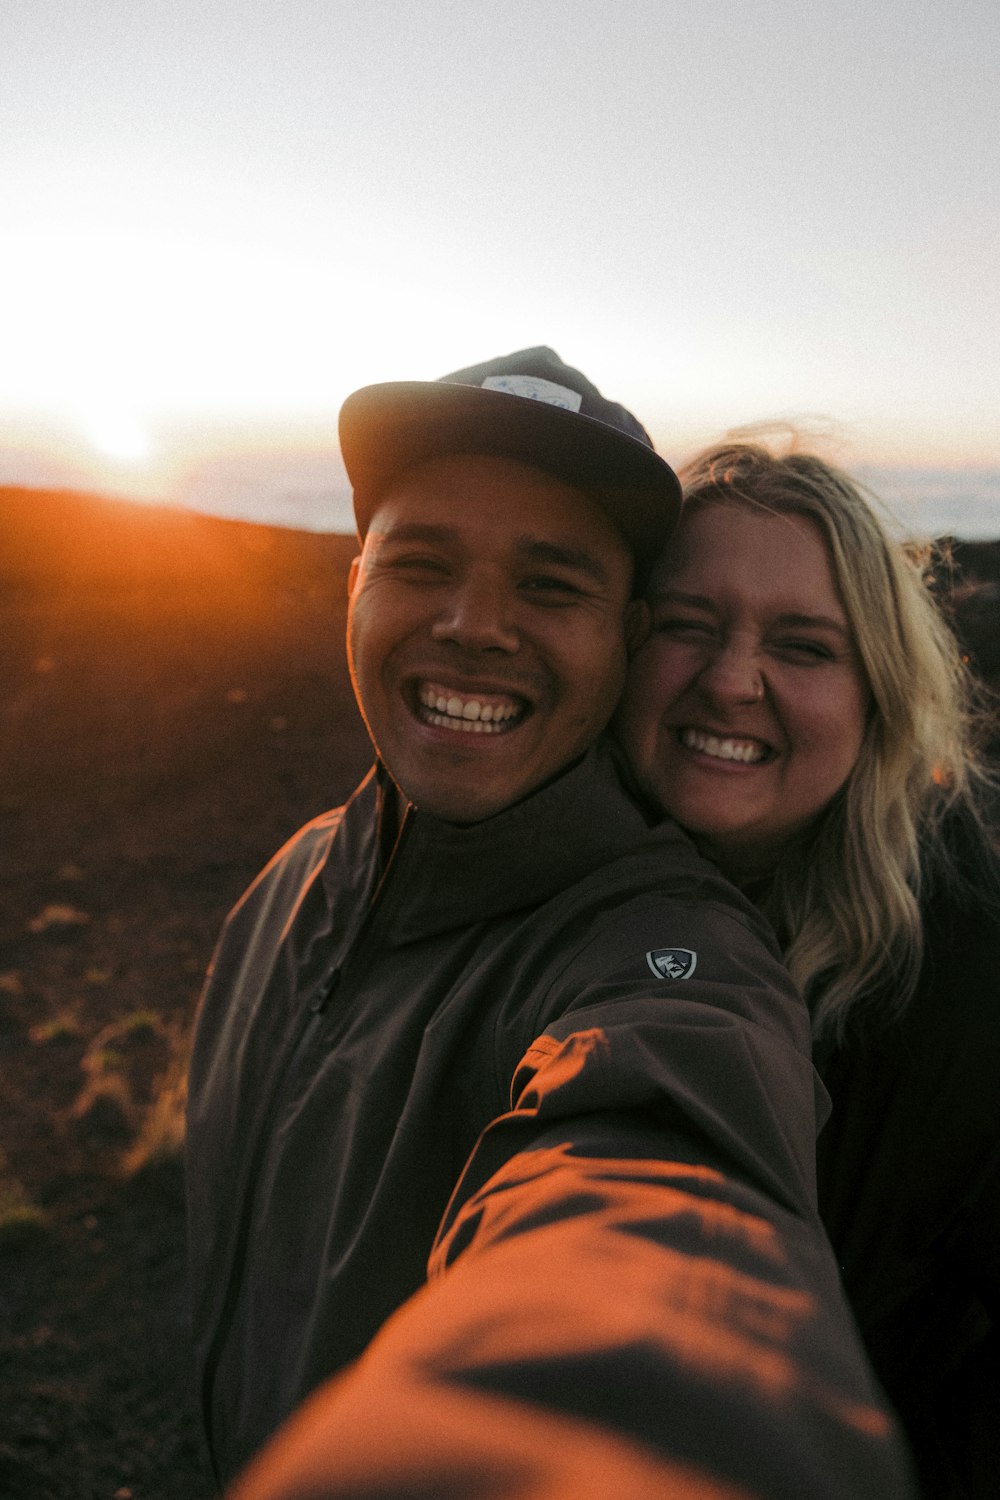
[752,677,764,702]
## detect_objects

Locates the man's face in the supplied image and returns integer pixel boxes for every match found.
[347,453,639,823]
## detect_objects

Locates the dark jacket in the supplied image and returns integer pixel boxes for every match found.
[188,740,916,1497]
[817,809,1000,1499]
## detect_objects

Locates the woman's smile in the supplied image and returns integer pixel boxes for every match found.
[617,501,869,877]
[677,727,775,765]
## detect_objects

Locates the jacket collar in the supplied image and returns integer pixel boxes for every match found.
[324,736,678,944]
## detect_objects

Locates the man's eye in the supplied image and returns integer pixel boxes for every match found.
[385,554,450,578]
[521,575,585,599]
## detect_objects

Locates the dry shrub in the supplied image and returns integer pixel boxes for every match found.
[120,1034,190,1177]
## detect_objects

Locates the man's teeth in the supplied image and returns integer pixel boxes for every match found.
[682,728,767,764]
[419,685,522,734]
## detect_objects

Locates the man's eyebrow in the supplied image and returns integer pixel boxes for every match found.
[651,588,851,636]
[517,537,612,586]
[374,521,457,546]
[374,524,614,586]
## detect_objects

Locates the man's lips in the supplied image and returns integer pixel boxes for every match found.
[678,727,774,764]
[414,680,529,735]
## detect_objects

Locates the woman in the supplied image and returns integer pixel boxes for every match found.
[617,440,1000,1499]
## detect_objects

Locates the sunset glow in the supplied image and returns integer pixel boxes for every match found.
[77,407,152,467]
[1,2,996,526]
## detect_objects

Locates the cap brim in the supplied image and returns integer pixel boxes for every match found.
[339,381,681,564]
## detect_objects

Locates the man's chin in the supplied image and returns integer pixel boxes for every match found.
[392,761,542,825]
[405,787,527,825]
[381,722,601,824]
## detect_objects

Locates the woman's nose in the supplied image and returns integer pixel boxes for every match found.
[697,642,764,705]
[430,577,520,653]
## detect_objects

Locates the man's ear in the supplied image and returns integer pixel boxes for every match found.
[625,598,650,657]
[347,555,362,598]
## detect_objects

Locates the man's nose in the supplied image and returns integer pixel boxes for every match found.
[697,640,764,705]
[430,577,520,653]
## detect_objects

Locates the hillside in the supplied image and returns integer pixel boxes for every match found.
[1,487,998,1499]
[0,489,372,1499]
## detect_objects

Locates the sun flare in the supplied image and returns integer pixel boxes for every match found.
[79,407,152,466]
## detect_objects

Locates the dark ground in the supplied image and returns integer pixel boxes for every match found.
[1,488,998,1499]
[0,490,371,1499]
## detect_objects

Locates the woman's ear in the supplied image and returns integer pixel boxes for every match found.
[625,599,651,657]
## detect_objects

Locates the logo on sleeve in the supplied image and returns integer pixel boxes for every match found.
[646,948,698,981]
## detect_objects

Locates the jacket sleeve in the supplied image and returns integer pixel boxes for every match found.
[227,899,917,1499]
[228,1121,916,1500]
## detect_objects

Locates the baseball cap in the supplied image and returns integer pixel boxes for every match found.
[338,346,681,571]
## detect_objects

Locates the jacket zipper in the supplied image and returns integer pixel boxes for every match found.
[198,963,342,1482]
[199,807,413,1476]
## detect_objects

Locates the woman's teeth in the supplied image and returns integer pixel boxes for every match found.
[681,728,767,764]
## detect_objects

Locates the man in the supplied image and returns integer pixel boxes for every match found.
[187,348,916,1498]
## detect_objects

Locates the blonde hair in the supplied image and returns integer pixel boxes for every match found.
[677,439,994,1041]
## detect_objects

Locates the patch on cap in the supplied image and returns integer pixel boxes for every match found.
[481,374,584,412]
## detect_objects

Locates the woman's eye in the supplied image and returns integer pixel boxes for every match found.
[776,639,834,661]
[653,616,714,638]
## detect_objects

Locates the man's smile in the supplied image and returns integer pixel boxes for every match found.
[415,681,529,735]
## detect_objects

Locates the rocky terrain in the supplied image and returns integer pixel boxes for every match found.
[0,489,370,1499]
[1,486,997,1499]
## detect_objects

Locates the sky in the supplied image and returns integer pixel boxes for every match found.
[1,0,997,532]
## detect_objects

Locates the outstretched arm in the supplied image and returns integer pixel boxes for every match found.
[229,1014,917,1500]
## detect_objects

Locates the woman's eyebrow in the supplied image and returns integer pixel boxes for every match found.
[771,611,852,638]
[648,587,712,608]
[651,588,851,637]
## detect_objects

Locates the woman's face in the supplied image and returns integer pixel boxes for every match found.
[617,501,870,878]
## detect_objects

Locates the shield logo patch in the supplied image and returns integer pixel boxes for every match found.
[646,947,698,981]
